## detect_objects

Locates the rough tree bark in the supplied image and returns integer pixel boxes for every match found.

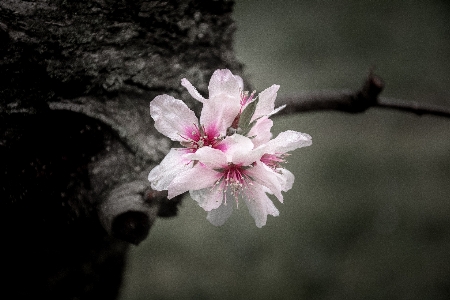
[0,0,243,299]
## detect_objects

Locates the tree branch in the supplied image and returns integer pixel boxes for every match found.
[277,74,450,119]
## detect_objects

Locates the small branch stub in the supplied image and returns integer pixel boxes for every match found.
[98,181,162,245]
[352,73,385,112]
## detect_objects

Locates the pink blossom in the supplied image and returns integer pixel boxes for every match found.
[182,69,243,135]
[147,68,312,227]
[166,134,283,227]
[148,69,243,191]
[259,130,312,192]
[164,131,311,228]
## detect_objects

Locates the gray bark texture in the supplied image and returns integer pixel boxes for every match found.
[0,0,243,299]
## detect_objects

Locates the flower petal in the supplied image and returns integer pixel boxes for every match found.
[266,104,286,118]
[206,201,234,226]
[223,134,273,166]
[278,168,295,192]
[221,134,255,163]
[200,69,242,132]
[265,196,280,217]
[148,148,192,191]
[265,130,312,154]
[150,95,199,141]
[247,116,273,147]
[243,184,279,228]
[251,84,280,122]
[181,78,206,103]
[234,147,266,167]
[208,69,242,100]
[235,75,244,90]
[246,161,284,203]
[167,164,219,199]
[200,99,240,136]
[190,185,226,211]
[186,146,227,169]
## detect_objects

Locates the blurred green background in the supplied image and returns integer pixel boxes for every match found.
[120,1,450,299]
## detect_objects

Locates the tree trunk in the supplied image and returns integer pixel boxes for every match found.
[0,0,242,299]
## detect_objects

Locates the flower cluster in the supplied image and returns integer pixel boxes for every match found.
[148,69,311,227]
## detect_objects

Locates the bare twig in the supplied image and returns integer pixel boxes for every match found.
[277,74,450,119]
[376,98,450,118]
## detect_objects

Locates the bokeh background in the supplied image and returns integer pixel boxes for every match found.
[119,1,450,299]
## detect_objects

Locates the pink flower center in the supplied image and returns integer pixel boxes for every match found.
[260,153,288,170]
[215,163,254,206]
[180,124,225,152]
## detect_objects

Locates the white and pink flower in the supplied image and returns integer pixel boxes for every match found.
[148,69,242,191]
[147,68,312,227]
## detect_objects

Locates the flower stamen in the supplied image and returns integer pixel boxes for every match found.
[213,163,254,207]
[260,153,289,170]
[240,90,257,107]
[179,123,224,152]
